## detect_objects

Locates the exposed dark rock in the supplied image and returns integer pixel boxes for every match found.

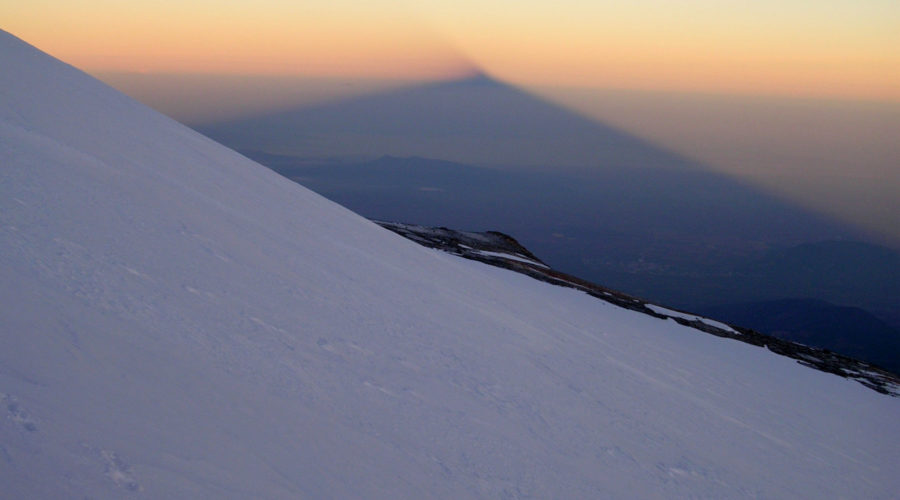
[376,220,900,397]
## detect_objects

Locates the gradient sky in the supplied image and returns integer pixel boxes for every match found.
[2,0,898,245]
[3,0,898,100]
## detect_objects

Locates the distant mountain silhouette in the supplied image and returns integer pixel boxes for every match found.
[740,241,900,294]
[732,241,900,325]
[698,299,900,375]
[247,152,864,288]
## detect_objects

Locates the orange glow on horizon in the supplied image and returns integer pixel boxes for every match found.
[2,0,898,100]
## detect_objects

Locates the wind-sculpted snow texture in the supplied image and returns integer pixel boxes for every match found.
[1,30,899,498]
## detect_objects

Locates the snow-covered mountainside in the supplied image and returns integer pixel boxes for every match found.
[375,221,900,395]
[1,30,898,498]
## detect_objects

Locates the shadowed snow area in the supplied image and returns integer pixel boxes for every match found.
[1,30,898,498]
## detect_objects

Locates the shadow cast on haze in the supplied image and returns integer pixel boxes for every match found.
[195,75,899,324]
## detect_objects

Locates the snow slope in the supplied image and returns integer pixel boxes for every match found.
[1,30,898,498]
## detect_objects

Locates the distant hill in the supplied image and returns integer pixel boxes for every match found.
[600,240,900,328]
[246,152,859,286]
[736,241,900,319]
[698,299,900,375]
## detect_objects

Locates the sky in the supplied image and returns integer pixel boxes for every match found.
[538,89,900,247]
[2,0,898,245]
[3,0,899,100]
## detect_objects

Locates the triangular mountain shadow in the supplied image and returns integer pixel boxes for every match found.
[199,73,699,170]
[199,74,870,309]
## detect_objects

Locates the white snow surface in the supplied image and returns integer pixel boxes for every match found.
[473,250,549,268]
[646,304,739,333]
[1,30,898,498]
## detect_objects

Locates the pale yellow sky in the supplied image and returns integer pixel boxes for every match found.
[2,0,899,100]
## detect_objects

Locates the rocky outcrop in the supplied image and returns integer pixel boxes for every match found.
[376,220,900,396]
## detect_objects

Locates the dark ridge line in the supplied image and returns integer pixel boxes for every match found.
[375,220,900,397]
